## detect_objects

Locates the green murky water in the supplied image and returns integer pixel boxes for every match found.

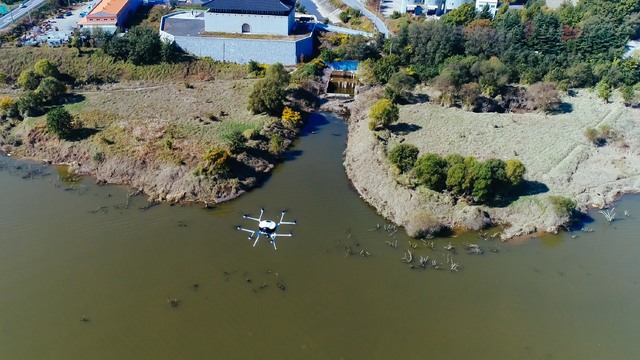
[1,113,639,359]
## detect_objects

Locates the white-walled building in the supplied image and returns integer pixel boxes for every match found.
[444,0,474,13]
[202,0,296,36]
[159,0,315,65]
[475,0,499,16]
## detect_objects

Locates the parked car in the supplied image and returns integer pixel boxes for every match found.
[80,12,86,17]
[56,14,64,19]
[65,11,72,16]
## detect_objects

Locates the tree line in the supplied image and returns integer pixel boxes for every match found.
[388,143,526,204]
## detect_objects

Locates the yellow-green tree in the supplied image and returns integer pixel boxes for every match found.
[368,98,399,130]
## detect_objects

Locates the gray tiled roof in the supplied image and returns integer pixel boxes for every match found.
[202,0,296,16]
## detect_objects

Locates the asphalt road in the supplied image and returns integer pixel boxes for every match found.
[0,0,47,31]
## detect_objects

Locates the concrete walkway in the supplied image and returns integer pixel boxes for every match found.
[341,0,390,37]
[309,0,342,23]
[316,23,374,37]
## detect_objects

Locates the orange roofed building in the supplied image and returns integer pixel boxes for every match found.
[78,0,142,33]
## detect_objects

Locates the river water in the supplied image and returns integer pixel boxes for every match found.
[1,113,639,359]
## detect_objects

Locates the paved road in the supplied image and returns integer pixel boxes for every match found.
[0,0,47,31]
[341,0,390,37]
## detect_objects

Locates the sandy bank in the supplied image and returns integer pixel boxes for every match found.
[344,88,640,239]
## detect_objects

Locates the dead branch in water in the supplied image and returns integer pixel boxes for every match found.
[385,240,398,248]
[464,243,484,255]
[401,250,413,263]
[599,208,616,222]
[419,256,429,269]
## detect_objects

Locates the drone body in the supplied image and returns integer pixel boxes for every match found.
[236,208,296,250]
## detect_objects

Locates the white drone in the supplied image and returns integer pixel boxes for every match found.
[236,208,296,250]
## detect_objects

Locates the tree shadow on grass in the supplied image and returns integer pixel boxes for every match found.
[485,180,550,208]
[63,93,86,105]
[388,123,422,135]
[67,128,100,142]
[408,93,429,104]
[547,102,573,115]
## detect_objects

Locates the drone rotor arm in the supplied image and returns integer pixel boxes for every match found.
[253,233,262,247]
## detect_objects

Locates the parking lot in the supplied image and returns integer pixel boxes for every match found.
[19,0,97,46]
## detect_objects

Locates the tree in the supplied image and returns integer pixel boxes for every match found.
[620,85,636,106]
[160,40,181,63]
[33,59,59,78]
[525,82,561,112]
[126,26,163,65]
[36,77,66,103]
[248,63,290,116]
[441,2,476,26]
[16,91,44,117]
[471,57,509,97]
[372,55,401,84]
[471,159,507,203]
[413,153,448,191]
[46,107,73,139]
[368,98,399,130]
[459,82,481,110]
[0,97,17,118]
[105,37,130,61]
[388,143,419,173]
[505,159,526,186]
[384,71,415,102]
[596,80,612,103]
[17,69,41,90]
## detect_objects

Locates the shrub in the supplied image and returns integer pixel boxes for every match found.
[17,69,41,90]
[93,152,105,163]
[224,129,247,153]
[248,63,290,116]
[446,156,477,196]
[405,210,445,238]
[36,77,66,103]
[196,146,231,177]
[596,80,611,103]
[548,195,577,218]
[620,85,635,106]
[388,143,419,173]
[247,60,266,77]
[384,71,415,102]
[525,82,561,112]
[243,128,258,140]
[368,98,399,130]
[585,125,617,146]
[46,107,73,139]
[459,82,481,110]
[33,59,59,78]
[413,153,448,191]
[505,159,526,186]
[269,134,285,153]
[0,97,18,118]
[17,91,44,117]
[281,106,302,128]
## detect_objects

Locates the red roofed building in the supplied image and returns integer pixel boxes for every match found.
[78,0,142,33]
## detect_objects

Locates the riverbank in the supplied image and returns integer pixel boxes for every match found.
[0,80,303,204]
[344,88,640,239]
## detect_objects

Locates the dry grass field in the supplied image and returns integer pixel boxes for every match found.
[345,88,640,239]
